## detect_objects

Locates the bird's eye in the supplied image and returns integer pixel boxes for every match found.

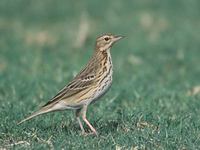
[104,37,109,41]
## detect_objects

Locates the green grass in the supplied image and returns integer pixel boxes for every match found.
[0,0,200,149]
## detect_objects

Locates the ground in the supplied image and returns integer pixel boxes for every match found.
[0,0,200,149]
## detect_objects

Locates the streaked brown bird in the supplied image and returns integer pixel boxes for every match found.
[18,34,123,136]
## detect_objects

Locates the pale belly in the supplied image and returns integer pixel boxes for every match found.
[89,75,112,104]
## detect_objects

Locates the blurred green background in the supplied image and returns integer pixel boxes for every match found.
[0,0,200,149]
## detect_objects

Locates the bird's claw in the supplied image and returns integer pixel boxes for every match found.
[81,131,98,136]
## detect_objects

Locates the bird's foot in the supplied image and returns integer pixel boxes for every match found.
[81,131,98,136]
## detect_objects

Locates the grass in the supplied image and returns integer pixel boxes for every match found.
[0,0,200,149]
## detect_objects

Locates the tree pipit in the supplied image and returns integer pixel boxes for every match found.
[18,34,123,136]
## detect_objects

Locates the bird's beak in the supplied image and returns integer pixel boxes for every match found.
[112,35,124,43]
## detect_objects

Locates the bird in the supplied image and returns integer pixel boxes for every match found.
[17,33,123,136]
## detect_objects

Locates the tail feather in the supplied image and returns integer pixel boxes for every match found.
[17,106,53,125]
[17,100,70,125]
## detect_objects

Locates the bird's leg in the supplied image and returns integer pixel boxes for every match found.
[81,105,98,136]
[75,108,85,134]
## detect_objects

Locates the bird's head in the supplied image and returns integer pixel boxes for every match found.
[95,34,123,52]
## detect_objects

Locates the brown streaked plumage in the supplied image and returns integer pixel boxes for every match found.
[17,34,123,136]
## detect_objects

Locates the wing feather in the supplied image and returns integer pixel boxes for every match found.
[42,55,100,107]
[42,72,96,107]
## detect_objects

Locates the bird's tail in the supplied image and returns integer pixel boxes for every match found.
[17,106,53,125]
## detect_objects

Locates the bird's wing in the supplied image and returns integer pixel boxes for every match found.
[42,68,96,107]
